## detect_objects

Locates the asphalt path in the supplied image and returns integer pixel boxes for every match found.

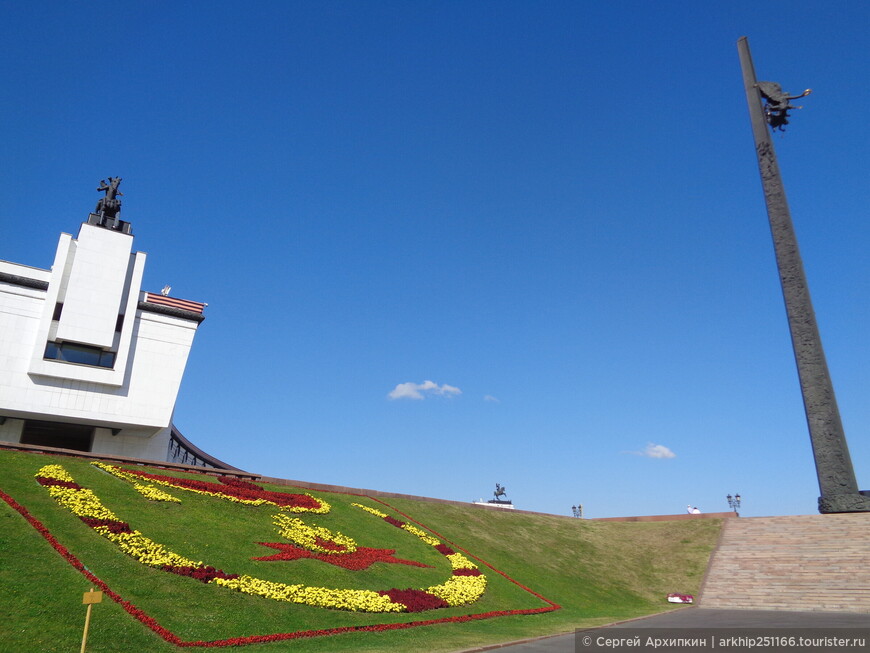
[461,608,870,652]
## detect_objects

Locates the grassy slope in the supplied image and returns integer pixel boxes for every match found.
[0,450,720,652]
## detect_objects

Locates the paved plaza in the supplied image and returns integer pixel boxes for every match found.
[464,608,870,652]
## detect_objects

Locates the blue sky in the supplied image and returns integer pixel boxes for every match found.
[2,2,869,518]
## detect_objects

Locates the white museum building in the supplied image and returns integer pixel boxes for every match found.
[0,197,230,468]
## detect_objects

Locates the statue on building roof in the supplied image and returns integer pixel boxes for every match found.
[95,177,123,224]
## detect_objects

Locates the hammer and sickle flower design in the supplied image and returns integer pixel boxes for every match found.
[35,463,487,613]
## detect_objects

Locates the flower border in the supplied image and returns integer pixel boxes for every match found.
[1,462,560,647]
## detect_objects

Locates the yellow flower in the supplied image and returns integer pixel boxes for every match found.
[401,523,441,546]
[427,574,488,606]
[351,503,387,518]
[36,464,75,482]
[272,514,357,554]
[446,552,477,570]
[133,483,181,502]
[213,576,404,612]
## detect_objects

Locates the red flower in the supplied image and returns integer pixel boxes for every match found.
[35,477,81,489]
[377,589,450,612]
[313,536,346,552]
[79,517,132,534]
[253,542,432,571]
[116,467,324,510]
[161,565,238,583]
[217,477,263,491]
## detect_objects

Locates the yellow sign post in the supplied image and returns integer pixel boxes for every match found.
[81,587,103,653]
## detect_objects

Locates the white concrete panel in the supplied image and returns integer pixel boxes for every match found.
[55,224,133,347]
[92,426,171,460]
[26,235,146,388]
[0,260,51,282]
[112,251,146,382]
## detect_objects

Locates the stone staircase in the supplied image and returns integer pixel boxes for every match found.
[700,513,870,613]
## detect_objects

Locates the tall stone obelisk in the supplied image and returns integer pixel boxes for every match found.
[738,37,870,513]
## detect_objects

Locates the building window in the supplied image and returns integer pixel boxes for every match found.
[52,302,64,320]
[44,341,115,368]
[115,313,124,332]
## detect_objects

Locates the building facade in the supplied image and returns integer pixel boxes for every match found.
[0,211,211,463]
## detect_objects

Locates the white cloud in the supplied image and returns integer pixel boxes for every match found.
[483,395,500,403]
[625,442,677,459]
[644,443,676,458]
[387,380,462,400]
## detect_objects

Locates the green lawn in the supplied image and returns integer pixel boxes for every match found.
[0,449,720,652]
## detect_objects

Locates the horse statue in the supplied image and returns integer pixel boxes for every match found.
[494,483,507,500]
[95,177,123,223]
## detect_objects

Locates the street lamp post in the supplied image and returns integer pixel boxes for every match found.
[726,493,742,513]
